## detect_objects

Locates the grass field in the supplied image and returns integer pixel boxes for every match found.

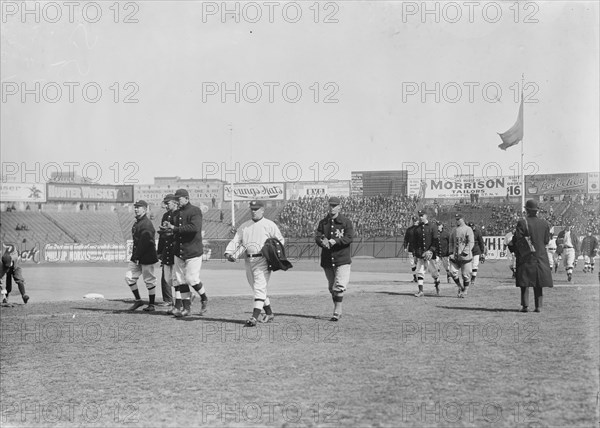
[1,260,598,427]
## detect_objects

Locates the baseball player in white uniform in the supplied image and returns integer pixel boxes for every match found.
[224,200,285,326]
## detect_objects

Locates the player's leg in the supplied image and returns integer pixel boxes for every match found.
[163,264,176,314]
[125,261,144,310]
[160,266,172,305]
[448,260,463,296]
[565,249,574,282]
[258,260,274,323]
[428,260,441,295]
[460,262,472,297]
[141,264,157,311]
[583,255,591,273]
[414,259,426,297]
[185,257,207,314]
[10,266,28,303]
[470,255,480,285]
[408,252,417,282]
[331,264,350,320]
[172,256,186,316]
[246,258,268,326]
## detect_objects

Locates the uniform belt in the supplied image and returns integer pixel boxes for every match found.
[247,253,263,258]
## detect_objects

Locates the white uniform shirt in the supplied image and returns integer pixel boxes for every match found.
[225,218,285,259]
[547,238,557,252]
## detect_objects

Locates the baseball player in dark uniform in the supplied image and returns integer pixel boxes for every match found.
[157,194,178,313]
[403,216,419,282]
[224,200,285,326]
[0,242,29,305]
[126,200,159,311]
[580,231,598,273]
[411,210,440,297]
[468,222,486,285]
[315,197,354,321]
[161,189,207,317]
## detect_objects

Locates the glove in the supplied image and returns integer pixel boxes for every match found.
[224,253,236,263]
[423,250,433,261]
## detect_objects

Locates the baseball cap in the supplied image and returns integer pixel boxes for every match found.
[455,213,463,219]
[249,200,264,210]
[328,197,341,206]
[467,221,474,227]
[418,210,426,216]
[174,189,189,198]
[162,194,177,203]
[133,200,148,208]
[525,199,538,211]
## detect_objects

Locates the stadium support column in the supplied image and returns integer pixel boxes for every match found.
[520,74,525,214]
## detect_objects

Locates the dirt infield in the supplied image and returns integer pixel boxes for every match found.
[1,260,599,427]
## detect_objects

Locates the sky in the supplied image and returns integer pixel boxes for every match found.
[1,1,599,186]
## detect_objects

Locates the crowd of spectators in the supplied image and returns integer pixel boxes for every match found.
[278,195,418,238]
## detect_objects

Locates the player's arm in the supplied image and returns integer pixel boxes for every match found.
[315,219,329,248]
[464,228,475,255]
[224,228,244,260]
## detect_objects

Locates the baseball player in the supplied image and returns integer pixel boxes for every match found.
[0,242,29,305]
[436,222,451,283]
[224,200,285,326]
[403,216,419,282]
[157,194,178,313]
[468,222,486,285]
[546,233,558,272]
[161,189,208,317]
[411,210,440,297]
[449,214,474,298]
[315,197,354,321]
[580,231,598,273]
[125,200,159,311]
[557,225,579,282]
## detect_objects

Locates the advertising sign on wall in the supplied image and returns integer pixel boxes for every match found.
[418,176,522,199]
[285,181,350,200]
[1,182,46,203]
[525,173,588,197]
[223,183,285,201]
[47,183,134,203]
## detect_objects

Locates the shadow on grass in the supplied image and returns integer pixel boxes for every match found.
[436,305,521,312]
[175,315,246,324]
[273,312,329,321]
[70,306,172,315]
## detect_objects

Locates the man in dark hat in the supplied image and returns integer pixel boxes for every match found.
[157,194,178,312]
[161,189,208,317]
[411,210,440,297]
[224,200,285,326]
[125,200,159,311]
[403,215,420,282]
[315,196,354,321]
[514,199,553,312]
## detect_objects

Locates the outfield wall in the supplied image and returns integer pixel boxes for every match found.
[1,236,537,264]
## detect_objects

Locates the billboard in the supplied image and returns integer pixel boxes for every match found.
[223,183,285,201]
[0,182,46,203]
[588,172,599,194]
[46,183,134,203]
[134,184,222,206]
[417,176,522,199]
[525,173,588,197]
[285,181,350,200]
[351,170,408,197]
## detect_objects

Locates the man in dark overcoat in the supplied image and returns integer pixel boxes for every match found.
[514,199,553,312]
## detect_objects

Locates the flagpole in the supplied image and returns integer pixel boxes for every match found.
[229,124,235,228]
[520,73,525,214]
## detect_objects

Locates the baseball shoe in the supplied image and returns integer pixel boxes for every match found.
[175,308,190,318]
[198,300,208,315]
[156,302,171,307]
[22,295,29,304]
[520,307,529,313]
[245,317,258,327]
[330,313,341,321]
[414,291,424,297]
[142,304,155,312]
[260,314,275,323]
[534,307,541,313]
[171,307,182,317]
[166,306,175,315]
[129,300,144,311]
